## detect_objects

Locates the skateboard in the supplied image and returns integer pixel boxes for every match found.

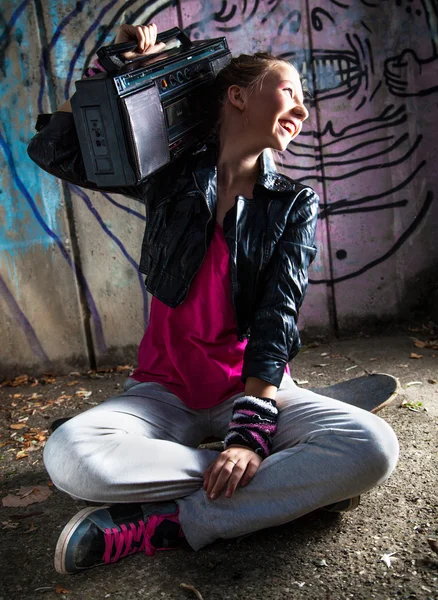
[310,373,399,413]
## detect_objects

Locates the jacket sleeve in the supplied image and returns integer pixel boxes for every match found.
[27,111,152,203]
[241,187,320,388]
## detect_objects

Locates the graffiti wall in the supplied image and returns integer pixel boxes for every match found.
[1,0,437,376]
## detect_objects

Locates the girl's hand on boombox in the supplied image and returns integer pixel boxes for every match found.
[115,23,166,59]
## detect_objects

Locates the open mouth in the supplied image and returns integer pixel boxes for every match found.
[279,120,294,135]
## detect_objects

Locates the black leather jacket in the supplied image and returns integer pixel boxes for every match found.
[27,111,319,387]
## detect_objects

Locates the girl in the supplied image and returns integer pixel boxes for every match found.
[28,24,399,575]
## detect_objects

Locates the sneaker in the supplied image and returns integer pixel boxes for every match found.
[322,496,361,513]
[54,501,186,574]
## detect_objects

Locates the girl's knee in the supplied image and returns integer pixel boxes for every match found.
[364,416,399,484]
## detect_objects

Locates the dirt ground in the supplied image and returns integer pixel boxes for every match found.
[0,329,437,600]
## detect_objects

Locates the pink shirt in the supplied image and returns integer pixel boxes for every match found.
[132,221,289,409]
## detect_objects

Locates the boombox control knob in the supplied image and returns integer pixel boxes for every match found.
[184,68,191,80]
[169,74,177,86]
[176,71,184,84]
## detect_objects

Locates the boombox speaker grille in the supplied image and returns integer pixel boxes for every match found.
[122,85,170,181]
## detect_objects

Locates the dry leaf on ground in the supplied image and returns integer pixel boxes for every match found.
[75,389,92,399]
[180,583,204,600]
[55,584,70,594]
[2,485,52,507]
[412,338,438,350]
[24,522,38,534]
[9,423,28,430]
[410,353,423,359]
[15,451,29,460]
[1,520,20,529]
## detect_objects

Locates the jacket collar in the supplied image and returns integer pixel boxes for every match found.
[255,149,296,194]
[192,138,296,198]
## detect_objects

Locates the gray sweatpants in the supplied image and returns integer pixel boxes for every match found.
[43,373,399,551]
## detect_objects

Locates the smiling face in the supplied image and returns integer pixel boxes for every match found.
[242,62,309,152]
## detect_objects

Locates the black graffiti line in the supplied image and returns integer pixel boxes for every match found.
[293,135,423,181]
[294,115,407,151]
[353,33,366,60]
[314,104,405,139]
[320,161,426,213]
[262,0,282,24]
[360,0,378,7]
[355,96,367,110]
[278,10,301,35]
[369,80,382,101]
[311,8,335,31]
[385,72,408,85]
[312,116,408,149]
[346,33,362,69]
[308,49,357,59]
[143,1,175,26]
[310,191,434,285]
[214,1,237,23]
[285,132,413,171]
[361,20,372,33]
[421,0,438,56]
[319,161,426,214]
[365,38,374,74]
[288,135,394,159]
[217,0,260,30]
[326,199,409,217]
[347,84,361,100]
[390,82,438,97]
[328,0,350,8]
[322,133,412,167]
[317,79,361,102]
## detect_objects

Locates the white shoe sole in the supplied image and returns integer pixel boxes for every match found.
[54,505,109,574]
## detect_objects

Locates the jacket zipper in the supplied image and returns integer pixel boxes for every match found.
[231,196,244,341]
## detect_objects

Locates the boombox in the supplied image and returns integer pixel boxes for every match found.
[71,28,231,187]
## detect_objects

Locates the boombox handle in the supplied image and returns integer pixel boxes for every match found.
[97,27,192,73]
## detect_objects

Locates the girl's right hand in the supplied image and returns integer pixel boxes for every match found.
[115,23,166,60]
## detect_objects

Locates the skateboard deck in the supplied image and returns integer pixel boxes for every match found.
[310,373,399,413]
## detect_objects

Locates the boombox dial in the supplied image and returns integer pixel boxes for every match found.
[162,65,206,93]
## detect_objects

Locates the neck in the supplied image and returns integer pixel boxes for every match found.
[217,125,262,191]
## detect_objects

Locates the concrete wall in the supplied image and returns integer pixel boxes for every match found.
[1,0,437,377]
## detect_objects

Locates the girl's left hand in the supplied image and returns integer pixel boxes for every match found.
[203,445,262,499]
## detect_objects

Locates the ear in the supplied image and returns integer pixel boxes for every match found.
[227,85,247,111]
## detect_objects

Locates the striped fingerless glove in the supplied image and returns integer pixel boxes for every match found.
[81,54,125,79]
[82,58,107,79]
[224,396,279,459]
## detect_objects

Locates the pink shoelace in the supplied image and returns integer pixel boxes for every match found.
[102,513,181,563]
